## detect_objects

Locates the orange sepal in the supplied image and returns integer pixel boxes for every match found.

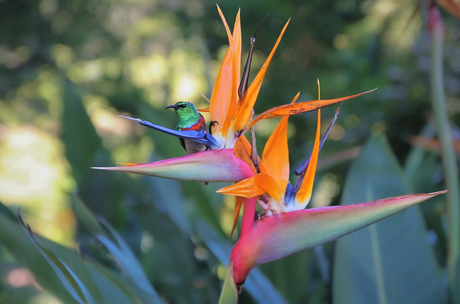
[217,173,284,202]
[230,19,291,133]
[261,94,298,189]
[197,108,209,113]
[295,109,321,205]
[255,173,285,202]
[222,9,241,139]
[230,196,244,239]
[233,137,257,174]
[238,135,267,174]
[210,7,239,136]
[248,88,377,129]
[217,176,264,198]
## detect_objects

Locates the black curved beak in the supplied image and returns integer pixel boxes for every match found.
[165,104,178,110]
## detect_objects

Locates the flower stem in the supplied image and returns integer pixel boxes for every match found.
[240,197,256,237]
[429,7,460,301]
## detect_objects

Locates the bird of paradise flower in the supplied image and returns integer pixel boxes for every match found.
[93,7,448,297]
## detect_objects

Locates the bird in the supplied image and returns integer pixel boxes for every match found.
[165,101,209,154]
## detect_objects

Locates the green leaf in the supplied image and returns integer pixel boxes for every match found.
[404,123,441,193]
[70,194,104,235]
[19,213,97,304]
[85,262,139,304]
[96,219,163,304]
[0,210,79,303]
[146,160,192,235]
[0,202,16,221]
[61,78,103,185]
[132,199,205,304]
[0,203,156,304]
[0,203,143,304]
[332,133,447,304]
[218,261,238,304]
[61,78,124,222]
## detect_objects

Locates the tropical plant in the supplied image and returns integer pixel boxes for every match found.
[0,2,457,304]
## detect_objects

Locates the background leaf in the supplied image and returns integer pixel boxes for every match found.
[97,219,163,304]
[332,133,447,304]
[19,214,98,304]
[0,211,79,304]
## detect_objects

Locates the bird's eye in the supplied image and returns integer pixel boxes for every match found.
[179,104,187,108]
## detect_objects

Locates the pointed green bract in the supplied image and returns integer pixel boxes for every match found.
[333,134,447,304]
[230,190,447,285]
[218,262,238,304]
[93,149,253,182]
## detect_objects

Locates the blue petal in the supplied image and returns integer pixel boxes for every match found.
[118,115,220,149]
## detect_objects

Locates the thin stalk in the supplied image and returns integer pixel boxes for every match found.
[240,197,256,237]
[430,7,460,301]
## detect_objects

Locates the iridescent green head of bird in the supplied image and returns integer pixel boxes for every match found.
[165,101,205,131]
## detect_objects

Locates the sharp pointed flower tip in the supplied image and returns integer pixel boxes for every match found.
[230,190,447,285]
[295,109,321,206]
[218,261,238,303]
[231,19,290,133]
[294,105,340,175]
[249,88,377,129]
[216,176,264,197]
[93,149,253,182]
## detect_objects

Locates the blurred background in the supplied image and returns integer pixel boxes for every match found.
[0,0,459,303]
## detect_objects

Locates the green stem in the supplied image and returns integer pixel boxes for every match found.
[430,8,460,301]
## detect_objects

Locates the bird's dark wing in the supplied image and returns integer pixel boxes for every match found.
[179,138,186,151]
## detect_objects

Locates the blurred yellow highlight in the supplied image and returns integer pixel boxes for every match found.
[0,126,76,246]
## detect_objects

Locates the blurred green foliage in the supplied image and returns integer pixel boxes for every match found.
[0,0,459,303]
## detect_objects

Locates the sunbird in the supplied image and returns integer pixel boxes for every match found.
[165,101,209,154]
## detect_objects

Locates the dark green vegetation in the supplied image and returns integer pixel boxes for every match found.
[0,0,459,303]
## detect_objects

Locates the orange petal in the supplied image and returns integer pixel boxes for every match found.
[295,109,321,205]
[230,196,244,239]
[217,176,264,198]
[230,19,290,133]
[217,5,233,43]
[209,48,232,136]
[233,137,257,174]
[248,88,377,129]
[210,7,240,137]
[261,94,298,189]
[217,173,284,202]
[255,173,284,202]
[238,135,267,174]
[222,9,242,139]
